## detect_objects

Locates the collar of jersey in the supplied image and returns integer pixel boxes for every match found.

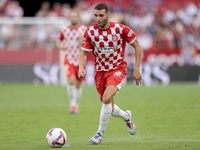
[95,21,114,31]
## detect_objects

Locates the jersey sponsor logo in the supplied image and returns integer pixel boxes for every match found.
[69,40,80,45]
[112,35,118,42]
[127,30,134,37]
[96,45,121,54]
[82,37,86,43]
[101,48,114,54]
[96,45,121,51]
[114,71,122,77]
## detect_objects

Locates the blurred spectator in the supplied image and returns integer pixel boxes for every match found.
[0,0,9,17]
[0,24,14,48]
[129,12,142,31]
[137,28,153,50]
[61,3,71,18]
[193,14,200,30]
[49,2,62,17]
[35,25,48,48]
[195,32,200,49]
[198,2,200,17]
[181,34,196,66]
[5,0,23,18]
[76,1,93,26]
[185,2,198,17]
[110,0,124,13]
[163,4,175,23]
[35,1,50,17]
[0,0,199,61]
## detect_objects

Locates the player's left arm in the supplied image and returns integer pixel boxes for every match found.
[130,39,142,86]
[123,25,142,86]
[79,25,87,40]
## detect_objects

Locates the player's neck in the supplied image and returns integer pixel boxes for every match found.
[99,21,110,30]
[70,24,78,29]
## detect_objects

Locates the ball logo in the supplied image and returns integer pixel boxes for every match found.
[112,35,118,42]
[114,71,122,77]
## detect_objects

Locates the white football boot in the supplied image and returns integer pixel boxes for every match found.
[89,132,103,145]
[125,110,136,135]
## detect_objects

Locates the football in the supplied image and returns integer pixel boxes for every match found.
[46,128,67,148]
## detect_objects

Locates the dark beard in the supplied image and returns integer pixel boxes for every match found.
[71,22,78,26]
[98,17,108,28]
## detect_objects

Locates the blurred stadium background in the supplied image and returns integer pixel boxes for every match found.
[0,0,200,86]
[1,1,200,149]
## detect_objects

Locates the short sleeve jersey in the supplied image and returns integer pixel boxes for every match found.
[81,21,136,71]
[58,24,87,66]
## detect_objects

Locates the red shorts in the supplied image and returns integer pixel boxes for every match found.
[64,58,85,82]
[95,67,127,101]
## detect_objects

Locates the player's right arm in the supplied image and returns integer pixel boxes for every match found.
[56,30,67,51]
[56,41,67,50]
[78,29,93,78]
[78,50,88,78]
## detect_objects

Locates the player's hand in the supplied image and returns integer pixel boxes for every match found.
[60,42,68,50]
[79,33,83,40]
[78,68,85,78]
[57,41,68,50]
[133,70,142,86]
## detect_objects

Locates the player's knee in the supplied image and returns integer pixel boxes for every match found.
[75,82,81,89]
[75,85,81,89]
[102,95,112,104]
[68,77,75,85]
[68,80,74,85]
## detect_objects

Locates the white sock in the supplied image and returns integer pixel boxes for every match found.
[98,103,112,136]
[112,104,129,121]
[67,84,76,106]
[74,87,82,108]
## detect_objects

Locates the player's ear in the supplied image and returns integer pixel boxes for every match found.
[107,12,110,18]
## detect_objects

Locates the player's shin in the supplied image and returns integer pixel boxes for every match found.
[67,84,76,107]
[98,103,112,136]
[74,87,82,111]
[112,104,129,121]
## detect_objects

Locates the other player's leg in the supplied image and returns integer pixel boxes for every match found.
[67,75,76,113]
[73,80,82,114]
[64,61,77,114]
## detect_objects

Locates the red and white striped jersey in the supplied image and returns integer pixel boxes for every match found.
[58,24,87,66]
[81,21,136,71]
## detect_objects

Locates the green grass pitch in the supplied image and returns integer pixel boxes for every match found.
[0,83,200,150]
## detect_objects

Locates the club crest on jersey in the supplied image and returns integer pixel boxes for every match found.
[112,35,118,42]
[114,71,122,77]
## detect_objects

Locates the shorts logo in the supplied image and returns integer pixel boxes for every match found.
[127,30,134,37]
[112,35,118,42]
[114,71,122,77]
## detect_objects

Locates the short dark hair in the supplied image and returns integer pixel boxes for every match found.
[94,3,110,13]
